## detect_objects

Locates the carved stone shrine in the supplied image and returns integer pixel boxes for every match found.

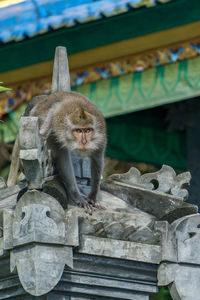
[0,47,199,300]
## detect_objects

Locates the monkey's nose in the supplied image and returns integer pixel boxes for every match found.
[81,133,87,145]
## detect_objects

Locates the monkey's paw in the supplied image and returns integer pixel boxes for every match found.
[88,199,106,210]
[73,194,94,215]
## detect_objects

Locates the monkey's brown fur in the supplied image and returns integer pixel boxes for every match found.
[22,91,106,213]
[31,91,105,132]
[8,91,106,213]
[30,92,106,152]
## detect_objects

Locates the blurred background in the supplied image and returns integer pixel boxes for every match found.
[0,1,200,298]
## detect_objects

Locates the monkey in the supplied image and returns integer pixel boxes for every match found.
[8,91,106,214]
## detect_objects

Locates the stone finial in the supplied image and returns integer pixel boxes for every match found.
[51,46,71,93]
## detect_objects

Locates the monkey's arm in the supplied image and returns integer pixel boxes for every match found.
[54,147,93,213]
[89,150,104,204]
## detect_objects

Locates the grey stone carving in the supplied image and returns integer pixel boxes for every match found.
[75,204,160,245]
[1,46,200,300]
[102,165,197,222]
[19,116,54,189]
[51,46,71,93]
[12,190,66,247]
[157,213,200,300]
[10,244,72,296]
[2,190,74,296]
[108,165,191,200]
[0,177,7,189]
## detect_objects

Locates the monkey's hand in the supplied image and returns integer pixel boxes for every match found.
[70,192,94,215]
[88,199,106,210]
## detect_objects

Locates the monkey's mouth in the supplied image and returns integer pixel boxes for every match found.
[78,146,89,151]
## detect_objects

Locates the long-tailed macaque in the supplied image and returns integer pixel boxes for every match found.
[8,91,106,213]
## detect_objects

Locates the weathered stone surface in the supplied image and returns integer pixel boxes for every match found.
[100,190,154,215]
[108,165,191,200]
[157,214,200,299]
[10,244,73,296]
[12,190,65,247]
[0,238,3,256]
[51,46,71,93]
[0,177,6,189]
[0,253,158,300]
[65,208,79,247]
[156,213,200,264]
[1,188,77,296]
[158,263,200,300]
[3,209,14,250]
[79,235,161,264]
[102,181,197,222]
[70,197,160,245]
[103,164,197,223]
[19,116,54,189]
[0,184,24,201]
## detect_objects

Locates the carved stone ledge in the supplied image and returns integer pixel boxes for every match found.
[79,234,161,265]
[74,204,160,245]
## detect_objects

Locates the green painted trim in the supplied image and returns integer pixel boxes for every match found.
[74,56,200,118]
[0,0,200,73]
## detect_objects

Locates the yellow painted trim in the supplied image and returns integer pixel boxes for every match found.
[1,20,200,85]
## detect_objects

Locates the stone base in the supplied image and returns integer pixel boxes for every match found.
[0,253,158,300]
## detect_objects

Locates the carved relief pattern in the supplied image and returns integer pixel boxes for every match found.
[109,165,191,200]
[78,209,161,245]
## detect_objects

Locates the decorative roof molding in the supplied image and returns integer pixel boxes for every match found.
[0,37,200,119]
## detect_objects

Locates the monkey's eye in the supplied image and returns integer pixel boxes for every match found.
[75,129,82,133]
[84,128,93,133]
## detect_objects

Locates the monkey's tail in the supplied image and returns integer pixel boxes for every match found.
[7,134,20,187]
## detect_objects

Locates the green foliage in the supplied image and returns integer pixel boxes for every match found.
[0,82,11,92]
[156,287,172,300]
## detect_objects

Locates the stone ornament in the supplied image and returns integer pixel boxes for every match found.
[19,116,54,189]
[102,165,197,222]
[156,213,200,264]
[3,190,75,296]
[157,213,200,300]
[108,164,191,200]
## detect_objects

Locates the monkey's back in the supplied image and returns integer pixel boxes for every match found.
[28,91,106,135]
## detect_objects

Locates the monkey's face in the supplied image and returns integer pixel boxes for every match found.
[72,127,94,151]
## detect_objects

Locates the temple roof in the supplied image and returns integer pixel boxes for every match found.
[0,0,174,43]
